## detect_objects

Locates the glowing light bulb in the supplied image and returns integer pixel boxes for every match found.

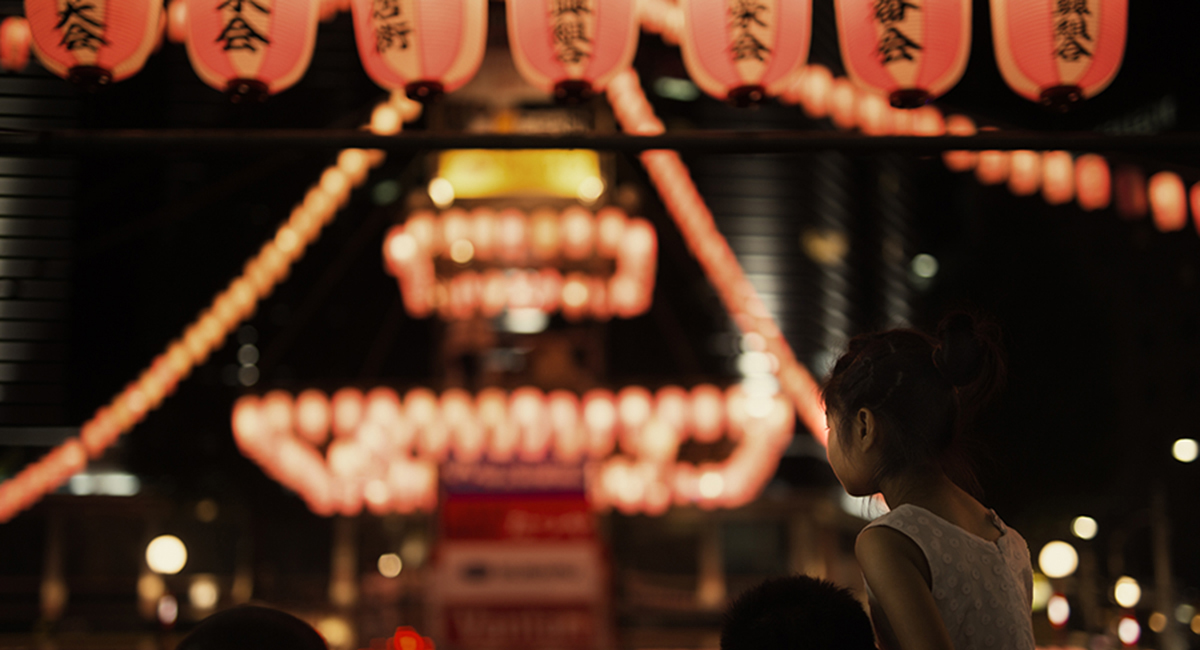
[1047,593,1070,627]
[146,535,187,575]
[1071,516,1097,540]
[698,471,724,499]
[428,177,455,209]
[1172,438,1198,463]
[449,239,475,264]
[378,553,403,578]
[577,176,605,204]
[1117,616,1140,646]
[1114,576,1141,608]
[1038,541,1078,578]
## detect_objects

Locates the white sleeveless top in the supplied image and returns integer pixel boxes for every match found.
[863,504,1036,650]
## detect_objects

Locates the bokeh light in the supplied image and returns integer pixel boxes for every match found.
[1071,516,1098,540]
[157,595,178,625]
[145,535,187,575]
[377,553,403,578]
[428,177,455,209]
[1038,541,1078,578]
[188,575,219,610]
[1031,573,1052,611]
[1149,612,1167,633]
[1047,593,1070,627]
[1172,438,1198,463]
[1175,603,1196,624]
[1117,616,1140,646]
[1114,576,1141,608]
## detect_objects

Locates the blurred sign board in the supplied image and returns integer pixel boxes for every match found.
[429,461,612,650]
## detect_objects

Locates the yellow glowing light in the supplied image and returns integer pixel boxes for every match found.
[449,239,475,264]
[428,177,455,208]
[1114,576,1141,608]
[1118,617,1140,645]
[698,471,724,499]
[1047,594,1070,627]
[317,616,354,649]
[1038,541,1078,578]
[146,535,188,575]
[1191,614,1200,634]
[1149,612,1167,633]
[437,150,602,199]
[189,575,219,610]
[577,176,605,203]
[562,280,589,308]
[138,573,165,602]
[378,553,403,578]
[1172,438,1198,463]
[1071,516,1098,540]
[388,233,418,262]
[1031,573,1052,611]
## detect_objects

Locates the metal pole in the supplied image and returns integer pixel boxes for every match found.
[7,129,1200,154]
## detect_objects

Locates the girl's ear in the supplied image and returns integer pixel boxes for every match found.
[857,408,879,449]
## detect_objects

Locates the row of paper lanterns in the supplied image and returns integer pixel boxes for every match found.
[230,383,794,516]
[4,0,1124,109]
[383,207,657,320]
[769,63,1200,234]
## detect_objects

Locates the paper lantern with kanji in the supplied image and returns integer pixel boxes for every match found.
[507,0,639,103]
[351,0,487,102]
[25,0,162,88]
[184,0,321,101]
[834,0,971,108]
[990,0,1127,111]
[679,0,813,106]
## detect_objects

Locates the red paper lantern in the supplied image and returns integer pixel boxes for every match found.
[1114,165,1147,219]
[184,0,320,101]
[0,16,31,72]
[835,0,971,108]
[351,0,487,101]
[1041,151,1075,205]
[25,0,162,87]
[1008,150,1042,197]
[1149,171,1187,233]
[991,0,1127,111]
[679,0,812,106]
[1075,154,1111,212]
[508,0,639,103]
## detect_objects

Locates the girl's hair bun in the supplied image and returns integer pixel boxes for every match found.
[934,312,1007,403]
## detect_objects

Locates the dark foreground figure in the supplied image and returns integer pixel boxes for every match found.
[176,605,328,650]
[721,574,876,650]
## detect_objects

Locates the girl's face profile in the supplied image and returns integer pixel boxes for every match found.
[825,409,874,497]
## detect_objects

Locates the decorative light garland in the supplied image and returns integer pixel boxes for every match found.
[230,384,794,517]
[605,68,829,446]
[383,206,656,320]
[0,93,423,523]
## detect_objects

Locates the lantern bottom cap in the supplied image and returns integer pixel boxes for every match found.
[726,85,766,109]
[406,81,445,104]
[553,80,594,106]
[1039,85,1084,113]
[226,79,270,104]
[889,88,932,110]
[67,66,112,92]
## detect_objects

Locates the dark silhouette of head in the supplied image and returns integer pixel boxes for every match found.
[721,575,876,650]
[176,605,328,650]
